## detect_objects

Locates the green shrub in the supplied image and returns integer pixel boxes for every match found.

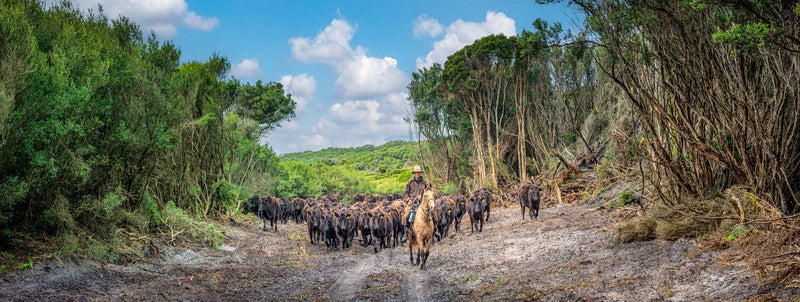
[75,188,125,240]
[617,190,636,206]
[141,193,163,228]
[0,177,27,229]
[213,180,239,215]
[161,201,224,249]
[443,183,457,194]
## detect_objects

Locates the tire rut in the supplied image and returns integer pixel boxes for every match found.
[330,249,393,300]
[404,268,432,302]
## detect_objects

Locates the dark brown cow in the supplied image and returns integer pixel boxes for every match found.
[452,194,467,232]
[370,209,393,253]
[466,194,484,233]
[472,188,492,222]
[518,182,541,219]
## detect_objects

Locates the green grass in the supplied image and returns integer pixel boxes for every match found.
[18,257,33,270]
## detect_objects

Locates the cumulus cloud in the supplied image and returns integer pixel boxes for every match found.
[416,11,516,69]
[231,58,261,79]
[266,18,412,154]
[329,100,383,126]
[290,18,407,99]
[267,97,410,154]
[279,74,317,114]
[64,0,218,38]
[290,19,356,63]
[183,11,219,31]
[413,15,444,38]
[332,53,407,99]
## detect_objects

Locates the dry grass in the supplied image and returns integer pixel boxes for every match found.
[614,186,800,288]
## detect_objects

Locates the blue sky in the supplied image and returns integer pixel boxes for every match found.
[63,0,582,154]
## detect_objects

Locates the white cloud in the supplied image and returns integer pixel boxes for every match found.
[266,18,412,154]
[290,18,407,99]
[290,19,356,63]
[333,53,407,99]
[279,74,317,114]
[183,11,219,31]
[62,0,218,38]
[416,11,516,69]
[231,58,261,79]
[413,15,444,38]
[329,100,383,126]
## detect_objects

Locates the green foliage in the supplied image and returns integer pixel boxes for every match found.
[18,257,32,270]
[0,177,26,240]
[141,194,163,228]
[161,201,224,249]
[374,167,411,195]
[712,22,777,52]
[277,161,380,200]
[683,0,709,10]
[76,188,125,240]
[234,80,296,133]
[617,190,636,206]
[88,241,119,262]
[280,140,417,172]
[595,149,618,180]
[561,132,578,145]
[0,1,293,258]
[213,180,239,215]
[278,142,417,198]
[443,183,458,194]
[725,225,745,242]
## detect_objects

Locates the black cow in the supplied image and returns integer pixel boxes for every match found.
[472,188,492,222]
[305,203,322,244]
[518,182,540,219]
[370,210,393,253]
[292,198,305,223]
[467,195,484,233]
[434,200,453,241]
[336,210,357,249]
[279,198,291,224]
[244,195,279,232]
[452,194,467,232]
[359,210,373,247]
[323,213,339,250]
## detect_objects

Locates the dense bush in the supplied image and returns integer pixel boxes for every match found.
[0,1,294,256]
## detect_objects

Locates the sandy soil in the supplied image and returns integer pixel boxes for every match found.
[1,201,793,301]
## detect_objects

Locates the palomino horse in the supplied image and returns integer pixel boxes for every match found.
[408,189,438,270]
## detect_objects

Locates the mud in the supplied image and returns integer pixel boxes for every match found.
[1,202,793,301]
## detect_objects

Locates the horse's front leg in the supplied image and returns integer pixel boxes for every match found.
[409,241,414,263]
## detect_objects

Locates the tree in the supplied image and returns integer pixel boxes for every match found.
[234,80,296,135]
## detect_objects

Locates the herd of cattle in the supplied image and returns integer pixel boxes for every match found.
[243,182,542,253]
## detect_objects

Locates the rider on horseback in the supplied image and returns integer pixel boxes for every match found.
[401,165,429,241]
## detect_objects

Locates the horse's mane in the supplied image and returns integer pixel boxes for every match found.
[419,189,438,222]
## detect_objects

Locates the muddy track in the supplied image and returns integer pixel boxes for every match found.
[331,247,393,299]
[1,202,796,301]
[404,269,431,302]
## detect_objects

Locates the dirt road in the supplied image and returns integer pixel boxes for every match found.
[0,201,790,301]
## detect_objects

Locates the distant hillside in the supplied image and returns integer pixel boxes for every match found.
[280,140,420,173]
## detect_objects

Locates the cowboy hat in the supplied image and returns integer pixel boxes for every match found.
[412,165,423,173]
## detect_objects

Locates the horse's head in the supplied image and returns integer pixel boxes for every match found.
[422,190,436,208]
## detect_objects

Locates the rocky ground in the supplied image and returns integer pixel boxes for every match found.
[1,199,794,301]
